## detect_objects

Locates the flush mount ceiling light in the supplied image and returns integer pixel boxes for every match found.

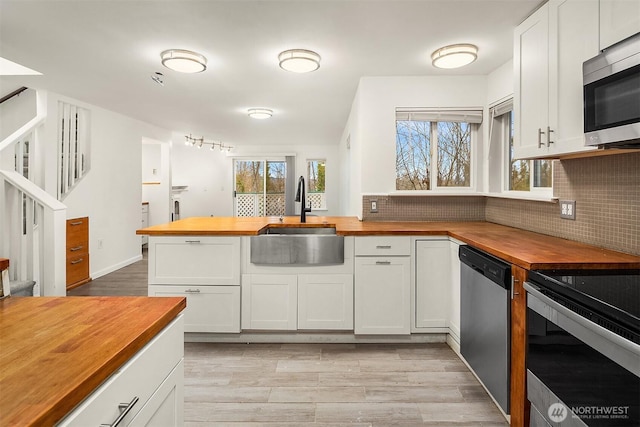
[431,44,478,69]
[278,49,321,73]
[160,49,207,73]
[247,108,273,119]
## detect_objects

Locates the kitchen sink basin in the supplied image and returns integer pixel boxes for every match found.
[251,226,344,265]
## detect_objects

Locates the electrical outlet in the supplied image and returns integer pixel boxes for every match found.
[98,239,104,249]
[560,200,576,220]
[370,200,378,213]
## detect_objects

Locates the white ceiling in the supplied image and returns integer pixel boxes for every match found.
[0,0,541,147]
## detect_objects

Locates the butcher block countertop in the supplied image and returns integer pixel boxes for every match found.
[137,216,640,270]
[0,296,186,426]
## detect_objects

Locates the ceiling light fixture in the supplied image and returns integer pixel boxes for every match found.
[160,49,207,73]
[431,44,478,69]
[247,108,273,119]
[184,134,233,152]
[278,49,321,73]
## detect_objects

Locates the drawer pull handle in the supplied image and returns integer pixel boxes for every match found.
[70,245,83,252]
[70,258,84,265]
[100,396,139,427]
[185,288,201,293]
[69,221,83,226]
[376,245,392,249]
[185,240,201,244]
[375,261,391,265]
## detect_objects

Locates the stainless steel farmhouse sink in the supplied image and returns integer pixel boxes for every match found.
[250,226,344,265]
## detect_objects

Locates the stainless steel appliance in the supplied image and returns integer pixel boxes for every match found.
[525,270,640,426]
[459,245,511,414]
[583,32,640,148]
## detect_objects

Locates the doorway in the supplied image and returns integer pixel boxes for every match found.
[233,159,286,217]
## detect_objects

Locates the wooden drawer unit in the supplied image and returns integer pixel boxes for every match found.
[66,217,90,290]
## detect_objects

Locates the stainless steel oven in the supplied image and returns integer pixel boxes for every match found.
[583,32,640,148]
[525,270,639,426]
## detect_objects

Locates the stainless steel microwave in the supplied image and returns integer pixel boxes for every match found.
[583,32,640,148]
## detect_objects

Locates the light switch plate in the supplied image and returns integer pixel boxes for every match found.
[560,200,576,220]
[370,200,378,213]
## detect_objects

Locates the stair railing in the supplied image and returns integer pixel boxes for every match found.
[0,170,66,296]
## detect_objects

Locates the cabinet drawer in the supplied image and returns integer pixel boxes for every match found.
[58,315,184,426]
[66,217,88,249]
[67,255,89,286]
[355,236,411,256]
[150,286,240,333]
[149,236,240,285]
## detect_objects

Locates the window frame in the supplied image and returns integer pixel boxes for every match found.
[306,159,327,210]
[491,102,554,200]
[395,111,479,193]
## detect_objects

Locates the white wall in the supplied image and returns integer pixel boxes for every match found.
[0,88,36,142]
[171,134,342,217]
[487,60,514,106]
[340,76,488,217]
[39,91,172,279]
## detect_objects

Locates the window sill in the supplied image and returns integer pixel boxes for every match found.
[486,192,558,203]
[388,191,482,197]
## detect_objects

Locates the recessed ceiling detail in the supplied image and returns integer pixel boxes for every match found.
[431,44,478,69]
[278,49,321,73]
[160,49,207,73]
[247,108,273,119]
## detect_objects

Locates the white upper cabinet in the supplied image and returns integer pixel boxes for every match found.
[514,0,599,159]
[600,0,640,50]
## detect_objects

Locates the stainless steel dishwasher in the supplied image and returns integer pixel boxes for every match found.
[459,245,511,415]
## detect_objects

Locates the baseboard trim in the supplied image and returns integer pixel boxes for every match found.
[91,254,143,280]
[185,332,448,344]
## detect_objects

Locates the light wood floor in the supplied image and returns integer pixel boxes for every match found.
[68,248,508,426]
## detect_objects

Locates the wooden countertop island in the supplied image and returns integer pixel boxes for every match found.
[138,216,640,269]
[0,296,186,426]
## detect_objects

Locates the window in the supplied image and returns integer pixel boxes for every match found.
[234,159,286,216]
[307,159,326,209]
[395,109,481,191]
[489,101,552,195]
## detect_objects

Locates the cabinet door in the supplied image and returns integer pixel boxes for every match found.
[514,3,550,159]
[600,0,640,50]
[355,257,410,335]
[415,240,450,329]
[149,236,240,285]
[242,274,297,330]
[130,359,184,427]
[448,240,461,343]
[548,0,599,156]
[298,274,353,330]
[150,286,240,333]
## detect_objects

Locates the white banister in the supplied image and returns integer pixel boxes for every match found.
[1,170,66,296]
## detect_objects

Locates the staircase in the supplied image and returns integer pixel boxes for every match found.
[1,89,67,296]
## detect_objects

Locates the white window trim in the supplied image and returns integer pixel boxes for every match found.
[395,108,481,193]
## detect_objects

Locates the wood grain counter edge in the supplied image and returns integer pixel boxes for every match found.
[0,296,186,427]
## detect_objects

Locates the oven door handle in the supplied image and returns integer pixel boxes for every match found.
[524,282,640,377]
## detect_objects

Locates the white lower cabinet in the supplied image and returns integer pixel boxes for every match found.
[298,274,353,330]
[58,315,184,427]
[242,274,298,330]
[415,239,450,329]
[448,240,462,344]
[354,257,410,335]
[150,285,240,333]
